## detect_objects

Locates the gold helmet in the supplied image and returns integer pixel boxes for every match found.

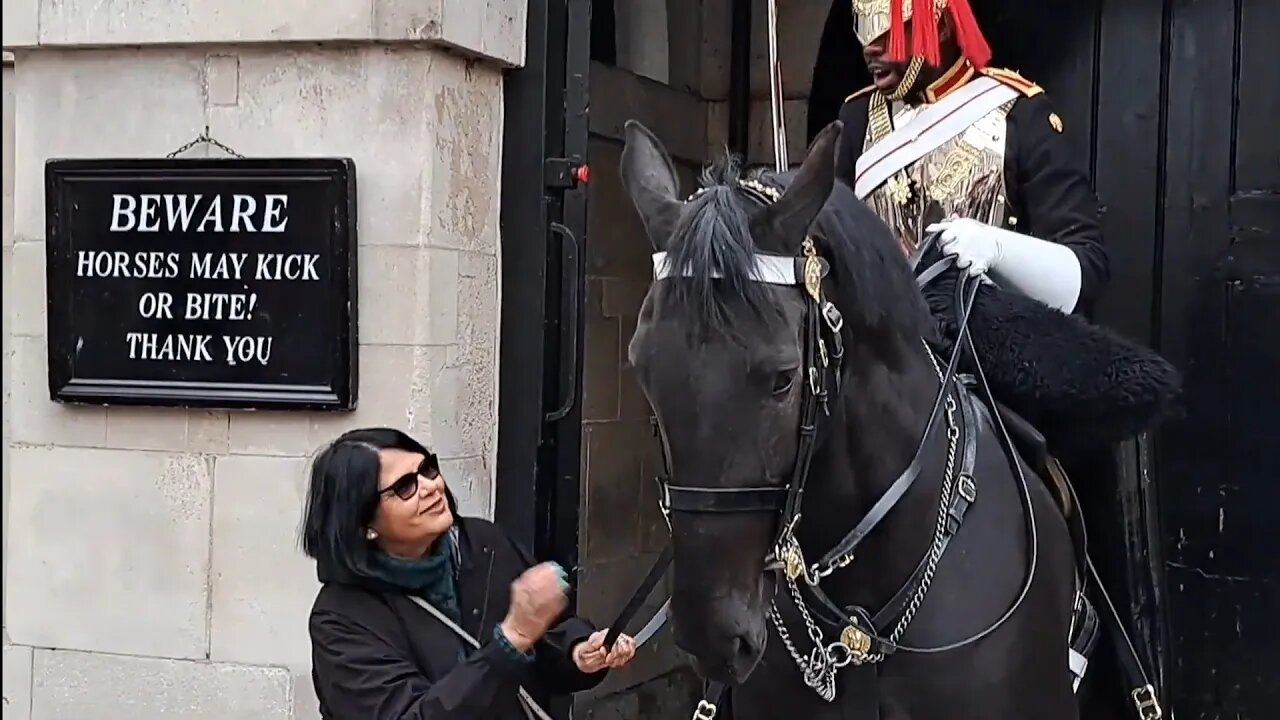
[851,0,991,68]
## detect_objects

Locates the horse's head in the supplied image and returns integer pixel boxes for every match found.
[621,119,844,683]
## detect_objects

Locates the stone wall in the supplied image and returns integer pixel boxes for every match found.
[4,53,16,635]
[1,2,522,718]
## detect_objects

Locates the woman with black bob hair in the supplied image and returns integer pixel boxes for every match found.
[302,427,636,719]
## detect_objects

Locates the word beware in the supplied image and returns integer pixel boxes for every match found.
[109,193,290,233]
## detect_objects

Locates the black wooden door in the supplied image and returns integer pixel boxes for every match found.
[495,2,592,716]
[1157,1,1280,716]
[495,0,591,578]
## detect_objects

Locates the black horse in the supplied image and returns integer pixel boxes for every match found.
[619,118,1094,720]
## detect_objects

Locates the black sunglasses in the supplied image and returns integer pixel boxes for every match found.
[379,453,441,501]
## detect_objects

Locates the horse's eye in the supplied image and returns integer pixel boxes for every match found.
[772,369,797,395]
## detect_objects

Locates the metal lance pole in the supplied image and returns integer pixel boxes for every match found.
[766,0,788,171]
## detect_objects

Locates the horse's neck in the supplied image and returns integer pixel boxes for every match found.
[798,342,942,572]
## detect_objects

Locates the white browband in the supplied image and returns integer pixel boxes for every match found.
[652,251,805,286]
[654,178,827,288]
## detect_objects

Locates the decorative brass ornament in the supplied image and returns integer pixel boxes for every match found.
[868,92,893,144]
[783,542,805,581]
[887,173,912,206]
[852,0,949,46]
[888,57,925,101]
[926,139,983,203]
[861,100,1016,259]
[802,238,823,304]
[840,624,873,659]
[737,177,782,204]
[851,0,893,12]
[1049,112,1064,133]
[851,0,896,46]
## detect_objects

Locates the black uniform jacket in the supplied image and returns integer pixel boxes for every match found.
[309,512,605,720]
[834,76,1110,312]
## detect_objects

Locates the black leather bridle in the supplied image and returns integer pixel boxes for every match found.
[656,241,842,549]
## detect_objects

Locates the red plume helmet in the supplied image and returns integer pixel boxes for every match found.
[887,0,908,61]
[884,0,992,69]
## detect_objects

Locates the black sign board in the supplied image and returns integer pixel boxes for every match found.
[45,158,358,410]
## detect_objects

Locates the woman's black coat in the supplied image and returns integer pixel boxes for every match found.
[309,514,606,719]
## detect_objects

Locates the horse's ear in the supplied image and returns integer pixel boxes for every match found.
[758,121,842,250]
[620,120,682,251]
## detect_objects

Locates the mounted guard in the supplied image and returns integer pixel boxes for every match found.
[834,0,1180,713]
[836,0,1178,464]
[838,0,1100,315]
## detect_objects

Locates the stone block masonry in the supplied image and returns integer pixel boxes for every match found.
[2,3,520,716]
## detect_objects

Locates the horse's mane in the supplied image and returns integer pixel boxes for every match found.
[661,154,782,340]
[661,150,931,351]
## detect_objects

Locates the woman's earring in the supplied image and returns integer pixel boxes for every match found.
[366,528,378,540]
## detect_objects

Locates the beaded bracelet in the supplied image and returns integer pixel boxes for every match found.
[493,624,536,663]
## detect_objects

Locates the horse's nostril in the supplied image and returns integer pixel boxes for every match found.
[729,635,744,660]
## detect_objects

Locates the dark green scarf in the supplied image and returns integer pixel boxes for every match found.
[370,530,461,622]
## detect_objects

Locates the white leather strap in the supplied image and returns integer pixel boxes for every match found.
[1069,648,1089,692]
[653,251,802,286]
[854,77,1019,199]
[407,595,554,720]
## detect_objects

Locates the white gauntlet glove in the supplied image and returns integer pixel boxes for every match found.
[926,218,1083,313]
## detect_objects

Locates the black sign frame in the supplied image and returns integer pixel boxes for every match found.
[45,158,358,411]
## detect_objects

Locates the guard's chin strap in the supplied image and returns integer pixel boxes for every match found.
[887,57,925,101]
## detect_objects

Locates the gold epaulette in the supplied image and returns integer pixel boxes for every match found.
[979,67,1045,98]
[844,85,876,103]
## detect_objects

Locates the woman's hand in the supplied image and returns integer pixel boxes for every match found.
[572,630,637,673]
[500,562,570,652]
